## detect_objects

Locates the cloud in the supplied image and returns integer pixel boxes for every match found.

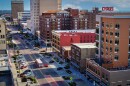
[62,4,82,10]
[75,0,130,8]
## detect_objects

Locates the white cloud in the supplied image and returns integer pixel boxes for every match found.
[75,0,130,8]
[62,4,82,10]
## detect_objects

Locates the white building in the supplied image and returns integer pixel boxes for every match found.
[30,0,62,35]
[18,12,30,23]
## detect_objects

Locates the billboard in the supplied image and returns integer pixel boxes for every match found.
[102,7,114,11]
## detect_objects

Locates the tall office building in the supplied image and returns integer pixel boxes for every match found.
[30,0,62,35]
[96,12,130,68]
[85,12,130,86]
[11,0,24,19]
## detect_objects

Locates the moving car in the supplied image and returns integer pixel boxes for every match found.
[49,60,54,63]
[66,70,72,74]
[57,67,63,70]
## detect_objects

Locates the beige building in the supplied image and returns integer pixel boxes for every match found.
[86,59,130,86]
[85,12,130,86]
[30,0,62,35]
[0,18,7,52]
[71,43,96,72]
[11,0,24,19]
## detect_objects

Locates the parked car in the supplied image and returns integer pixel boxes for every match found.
[57,67,63,70]
[44,64,48,67]
[62,76,70,80]
[20,62,27,69]
[49,60,54,63]
[20,69,33,77]
[66,70,72,74]
[64,65,70,69]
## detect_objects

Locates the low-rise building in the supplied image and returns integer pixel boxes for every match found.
[86,59,130,86]
[71,43,96,72]
[18,12,30,23]
[61,46,71,62]
[52,30,96,54]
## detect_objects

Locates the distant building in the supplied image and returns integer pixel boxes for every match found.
[0,18,6,51]
[18,12,30,23]
[80,7,100,29]
[11,0,24,19]
[39,10,71,46]
[30,0,62,35]
[71,43,96,72]
[52,30,96,54]
[85,12,130,86]
[65,8,79,17]
[0,18,9,72]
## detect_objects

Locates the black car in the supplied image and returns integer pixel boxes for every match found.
[62,76,70,80]
[49,60,54,63]
[66,70,72,74]
[57,67,63,70]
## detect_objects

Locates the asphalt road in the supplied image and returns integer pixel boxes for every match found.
[14,34,68,86]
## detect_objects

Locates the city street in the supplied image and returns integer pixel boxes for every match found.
[12,33,69,86]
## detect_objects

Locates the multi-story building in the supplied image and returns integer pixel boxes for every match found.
[11,0,24,19]
[86,12,130,86]
[52,30,96,53]
[72,14,88,30]
[39,10,70,46]
[80,7,100,29]
[71,43,96,72]
[0,18,6,51]
[65,8,88,30]
[65,8,79,17]
[18,12,30,23]
[30,0,62,35]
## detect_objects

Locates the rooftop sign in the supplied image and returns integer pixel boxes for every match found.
[102,7,114,11]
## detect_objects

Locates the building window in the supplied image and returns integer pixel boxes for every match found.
[102,22,104,27]
[115,39,119,45]
[0,30,1,33]
[110,47,112,52]
[0,25,1,28]
[115,47,119,52]
[106,23,109,28]
[115,32,119,37]
[110,40,112,44]
[110,32,113,35]
[114,55,119,61]
[115,24,120,29]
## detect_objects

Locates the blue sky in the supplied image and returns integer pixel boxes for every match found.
[0,0,130,12]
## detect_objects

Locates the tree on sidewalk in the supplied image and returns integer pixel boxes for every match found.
[17,50,20,55]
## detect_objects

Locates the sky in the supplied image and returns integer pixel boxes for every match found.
[0,0,130,12]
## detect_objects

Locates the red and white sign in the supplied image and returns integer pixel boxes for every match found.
[102,7,114,11]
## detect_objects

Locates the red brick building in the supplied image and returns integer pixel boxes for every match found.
[65,8,79,17]
[39,10,71,46]
[52,30,96,53]
[80,7,100,29]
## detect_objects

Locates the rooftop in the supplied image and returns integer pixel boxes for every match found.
[62,46,71,51]
[52,29,95,36]
[43,10,58,14]
[72,43,96,48]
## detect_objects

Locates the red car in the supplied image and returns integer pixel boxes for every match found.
[44,64,48,67]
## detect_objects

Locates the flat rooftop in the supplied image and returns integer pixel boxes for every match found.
[52,29,95,36]
[62,46,71,51]
[72,43,96,48]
